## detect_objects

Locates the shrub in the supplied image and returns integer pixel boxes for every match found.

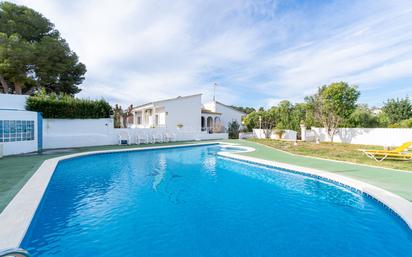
[228,120,240,139]
[272,129,285,139]
[389,118,412,128]
[26,92,112,119]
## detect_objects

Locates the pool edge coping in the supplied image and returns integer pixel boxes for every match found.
[0,141,220,250]
[1,141,411,250]
[218,143,412,231]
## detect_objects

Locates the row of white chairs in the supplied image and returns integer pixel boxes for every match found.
[136,132,177,144]
[118,131,177,145]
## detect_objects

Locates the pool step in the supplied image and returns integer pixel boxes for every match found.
[0,248,30,257]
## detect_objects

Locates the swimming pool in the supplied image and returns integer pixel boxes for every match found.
[21,145,412,256]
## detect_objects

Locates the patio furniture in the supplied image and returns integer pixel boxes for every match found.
[154,133,163,143]
[163,133,170,143]
[170,133,177,142]
[137,133,149,144]
[360,141,412,161]
[118,131,130,145]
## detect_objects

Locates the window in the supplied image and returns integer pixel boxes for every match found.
[137,116,141,125]
[155,114,159,126]
[0,120,35,142]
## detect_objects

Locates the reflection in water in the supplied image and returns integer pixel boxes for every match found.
[152,153,167,191]
[203,156,217,176]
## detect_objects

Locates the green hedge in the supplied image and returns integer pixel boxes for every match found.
[26,93,112,119]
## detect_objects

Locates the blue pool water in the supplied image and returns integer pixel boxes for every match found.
[22,145,412,256]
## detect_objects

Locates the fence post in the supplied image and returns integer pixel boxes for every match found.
[37,112,43,152]
[300,123,306,141]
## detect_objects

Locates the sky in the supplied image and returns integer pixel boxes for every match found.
[11,0,412,108]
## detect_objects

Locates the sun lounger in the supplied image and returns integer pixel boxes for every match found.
[360,142,412,161]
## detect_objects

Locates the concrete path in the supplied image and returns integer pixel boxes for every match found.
[233,140,412,201]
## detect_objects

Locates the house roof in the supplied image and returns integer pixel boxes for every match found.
[133,93,202,110]
[214,101,247,115]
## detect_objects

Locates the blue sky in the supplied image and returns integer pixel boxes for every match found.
[12,0,412,108]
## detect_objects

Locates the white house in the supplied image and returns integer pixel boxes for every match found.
[202,100,245,132]
[130,94,245,133]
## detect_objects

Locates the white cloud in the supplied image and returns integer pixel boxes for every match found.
[10,0,412,108]
[262,1,412,100]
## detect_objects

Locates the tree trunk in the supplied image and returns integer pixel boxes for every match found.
[329,127,335,143]
[0,75,9,94]
[14,81,23,94]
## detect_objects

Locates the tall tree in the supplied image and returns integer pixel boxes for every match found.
[276,100,293,130]
[33,36,86,94]
[0,1,57,42]
[345,105,379,128]
[306,82,360,142]
[0,2,86,95]
[0,33,33,94]
[382,97,412,124]
[230,105,256,114]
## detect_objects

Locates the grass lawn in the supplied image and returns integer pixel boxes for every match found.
[247,138,412,171]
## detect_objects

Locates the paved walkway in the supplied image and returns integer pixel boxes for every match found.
[232,140,412,201]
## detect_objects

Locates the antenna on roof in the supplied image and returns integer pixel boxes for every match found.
[213,82,218,101]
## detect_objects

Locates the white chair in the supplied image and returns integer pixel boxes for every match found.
[163,132,170,143]
[170,133,177,142]
[137,133,149,144]
[149,133,156,144]
[118,131,130,145]
[154,133,163,143]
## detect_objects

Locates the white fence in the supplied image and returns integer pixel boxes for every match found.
[43,118,115,149]
[239,132,253,139]
[310,127,412,146]
[43,118,227,150]
[252,129,297,141]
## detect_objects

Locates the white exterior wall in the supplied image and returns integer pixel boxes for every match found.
[43,118,115,149]
[204,101,245,129]
[0,109,38,155]
[239,132,253,139]
[253,129,297,141]
[311,127,412,146]
[0,94,28,110]
[42,116,223,149]
[117,128,227,143]
[163,95,202,132]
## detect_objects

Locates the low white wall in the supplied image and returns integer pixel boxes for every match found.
[0,109,38,155]
[42,118,227,149]
[311,127,412,146]
[252,129,297,141]
[239,132,253,139]
[0,94,28,110]
[43,118,115,149]
[198,132,228,141]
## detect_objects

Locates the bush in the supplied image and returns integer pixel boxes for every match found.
[26,92,112,119]
[228,120,240,139]
[389,118,412,128]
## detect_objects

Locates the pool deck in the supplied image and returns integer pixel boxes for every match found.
[232,140,412,202]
